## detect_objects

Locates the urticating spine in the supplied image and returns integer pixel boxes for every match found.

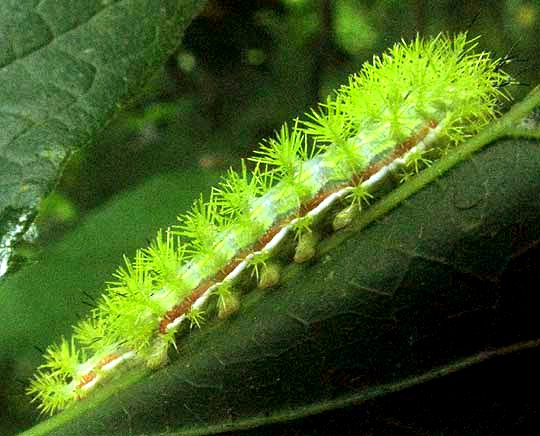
[27,33,510,415]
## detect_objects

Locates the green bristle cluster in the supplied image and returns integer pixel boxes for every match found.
[27,33,511,415]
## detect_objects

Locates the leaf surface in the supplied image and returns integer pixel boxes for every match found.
[0,0,205,276]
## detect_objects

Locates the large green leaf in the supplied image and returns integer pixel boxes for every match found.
[8,90,540,434]
[0,0,206,276]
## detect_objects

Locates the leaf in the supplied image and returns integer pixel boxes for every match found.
[0,0,206,277]
[12,115,540,434]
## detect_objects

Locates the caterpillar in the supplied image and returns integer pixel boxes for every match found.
[27,32,511,416]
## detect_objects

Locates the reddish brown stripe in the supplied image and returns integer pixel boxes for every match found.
[255,219,289,249]
[158,122,437,334]
[159,279,215,333]
[355,123,434,183]
[76,371,96,390]
[75,352,122,392]
[299,183,348,216]
[96,353,120,369]
[218,250,248,278]
[301,123,436,213]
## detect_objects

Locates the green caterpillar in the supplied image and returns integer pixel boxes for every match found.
[27,32,511,416]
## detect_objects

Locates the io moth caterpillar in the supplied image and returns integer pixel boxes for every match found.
[27,33,512,416]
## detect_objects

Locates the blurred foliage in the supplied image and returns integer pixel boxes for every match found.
[34,0,539,246]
